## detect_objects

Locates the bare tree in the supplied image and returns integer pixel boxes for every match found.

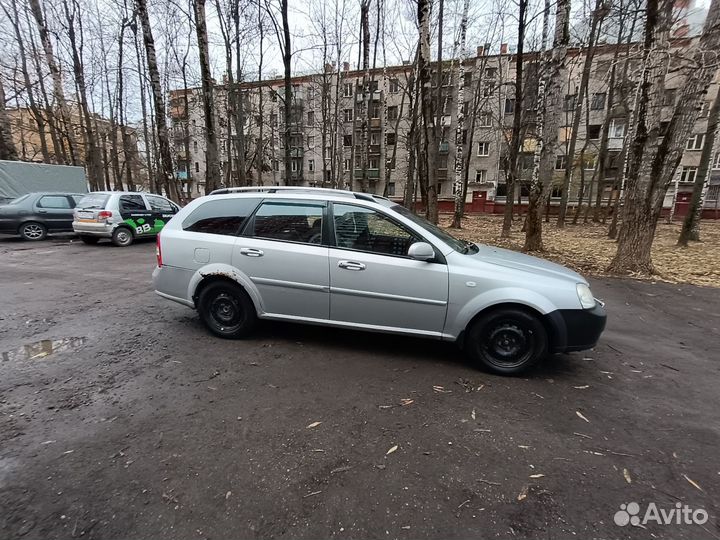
[450,0,470,228]
[609,0,720,274]
[135,0,180,200]
[0,69,18,160]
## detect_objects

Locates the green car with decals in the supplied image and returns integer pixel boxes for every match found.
[72,191,180,246]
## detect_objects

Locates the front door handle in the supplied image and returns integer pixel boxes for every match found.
[239,247,264,257]
[338,260,366,271]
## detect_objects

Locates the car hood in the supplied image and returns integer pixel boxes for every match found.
[467,244,586,284]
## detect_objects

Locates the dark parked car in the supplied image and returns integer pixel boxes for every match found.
[0,192,85,240]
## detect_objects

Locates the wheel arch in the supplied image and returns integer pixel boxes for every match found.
[188,264,263,315]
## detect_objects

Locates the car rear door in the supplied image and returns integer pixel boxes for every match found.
[145,194,179,235]
[35,195,75,231]
[233,199,330,320]
[118,194,153,236]
[328,202,449,336]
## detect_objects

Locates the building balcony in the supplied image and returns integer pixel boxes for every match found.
[290,148,304,158]
[176,170,188,180]
[608,137,624,150]
[369,144,381,155]
[354,169,380,179]
[438,141,449,154]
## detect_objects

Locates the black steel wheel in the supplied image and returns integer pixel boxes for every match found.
[197,281,257,339]
[465,307,548,375]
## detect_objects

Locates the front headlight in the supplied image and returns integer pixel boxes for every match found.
[576,283,596,309]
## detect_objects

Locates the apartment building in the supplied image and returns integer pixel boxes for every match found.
[168,37,720,216]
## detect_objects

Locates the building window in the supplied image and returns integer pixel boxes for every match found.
[193,141,198,152]
[564,94,577,112]
[699,101,709,117]
[388,106,399,121]
[343,83,353,97]
[708,184,720,201]
[583,155,597,170]
[475,169,487,183]
[343,159,351,171]
[386,157,396,169]
[343,134,352,147]
[270,113,278,126]
[478,112,492,127]
[680,166,697,183]
[387,182,396,196]
[272,160,279,171]
[484,67,497,79]
[271,90,278,102]
[308,135,315,148]
[555,155,567,170]
[343,108,353,122]
[590,93,606,111]
[308,159,315,172]
[609,119,625,138]
[588,124,602,140]
[195,162,199,173]
[307,111,315,125]
[290,159,301,172]
[371,104,380,119]
[370,132,380,145]
[713,152,720,170]
[369,157,379,169]
[386,132,396,146]
[504,98,515,114]
[663,88,677,106]
[308,86,316,101]
[477,141,490,156]
[389,78,399,93]
[482,82,493,97]
[686,134,705,150]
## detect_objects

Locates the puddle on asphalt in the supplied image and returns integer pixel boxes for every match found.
[1,337,87,362]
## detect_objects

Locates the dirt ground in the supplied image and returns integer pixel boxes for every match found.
[440,215,720,288]
[0,235,718,540]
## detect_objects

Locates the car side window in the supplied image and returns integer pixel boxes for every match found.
[37,195,72,209]
[119,194,146,212]
[70,195,84,207]
[147,195,175,213]
[182,198,260,236]
[248,202,324,244]
[333,203,419,257]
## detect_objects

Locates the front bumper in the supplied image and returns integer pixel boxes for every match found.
[72,221,114,238]
[547,302,607,353]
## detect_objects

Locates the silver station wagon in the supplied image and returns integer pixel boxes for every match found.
[153,187,606,374]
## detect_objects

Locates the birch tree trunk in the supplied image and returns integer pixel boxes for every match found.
[678,78,720,245]
[450,0,470,228]
[135,0,179,200]
[524,0,569,251]
[609,0,720,274]
[417,0,437,221]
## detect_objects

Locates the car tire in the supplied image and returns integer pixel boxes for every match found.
[465,307,548,375]
[19,222,47,241]
[111,227,134,247]
[197,281,257,339]
[79,235,100,245]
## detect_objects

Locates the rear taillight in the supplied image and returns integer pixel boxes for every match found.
[156,234,163,267]
[98,210,112,221]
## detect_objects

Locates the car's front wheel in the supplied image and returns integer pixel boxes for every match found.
[19,222,47,241]
[197,281,257,339]
[465,307,548,375]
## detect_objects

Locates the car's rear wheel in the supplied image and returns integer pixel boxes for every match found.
[19,222,47,241]
[197,281,257,339]
[111,227,133,247]
[465,307,548,375]
[79,235,100,245]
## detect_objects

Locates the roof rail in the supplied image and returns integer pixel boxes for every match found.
[208,186,385,202]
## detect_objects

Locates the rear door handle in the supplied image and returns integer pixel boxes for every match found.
[239,248,264,257]
[338,260,366,271]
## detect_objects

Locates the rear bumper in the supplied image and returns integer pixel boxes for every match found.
[547,303,607,353]
[72,221,114,238]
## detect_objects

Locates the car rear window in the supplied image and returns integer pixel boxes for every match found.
[77,193,110,209]
[182,198,261,236]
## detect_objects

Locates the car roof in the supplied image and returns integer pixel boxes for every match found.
[26,192,86,196]
[208,186,391,204]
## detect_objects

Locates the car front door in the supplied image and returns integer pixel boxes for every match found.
[119,194,153,236]
[328,203,449,336]
[35,195,75,231]
[233,200,329,320]
[145,194,179,235]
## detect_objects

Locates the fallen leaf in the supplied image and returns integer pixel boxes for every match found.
[573,385,590,389]
[623,468,632,484]
[386,445,398,455]
[576,411,590,423]
[306,421,322,429]
[225,491,232,500]
[400,398,414,406]
[529,474,545,479]
[683,474,704,492]
[471,408,476,420]
[517,485,528,501]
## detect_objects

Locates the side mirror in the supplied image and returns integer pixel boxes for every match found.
[408,241,435,261]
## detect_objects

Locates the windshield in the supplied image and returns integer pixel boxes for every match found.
[391,205,477,254]
[7,194,30,205]
[77,193,110,209]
